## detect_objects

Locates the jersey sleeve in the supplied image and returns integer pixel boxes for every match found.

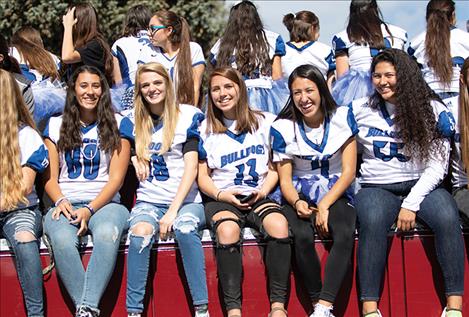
[325,49,336,72]
[433,100,456,138]
[43,116,60,144]
[209,39,221,66]
[270,119,295,162]
[20,127,49,172]
[274,35,286,57]
[118,115,135,143]
[190,42,206,67]
[332,33,348,55]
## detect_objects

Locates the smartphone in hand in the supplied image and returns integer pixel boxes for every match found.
[239,193,255,203]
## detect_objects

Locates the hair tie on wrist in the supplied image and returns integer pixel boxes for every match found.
[84,204,95,215]
[54,196,68,207]
[293,198,302,209]
[216,190,223,201]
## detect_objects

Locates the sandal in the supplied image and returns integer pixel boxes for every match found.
[268,307,288,317]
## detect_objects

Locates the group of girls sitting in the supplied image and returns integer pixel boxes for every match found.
[1,1,469,317]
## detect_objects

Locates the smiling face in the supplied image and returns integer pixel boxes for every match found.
[210,75,240,120]
[139,71,167,109]
[291,77,323,127]
[372,61,397,104]
[74,71,102,111]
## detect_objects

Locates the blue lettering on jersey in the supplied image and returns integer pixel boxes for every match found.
[220,144,265,168]
[65,142,100,180]
[373,140,407,162]
[311,155,331,178]
[148,153,169,182]
[365,127,400,139]
[149,142,162,151]
[234,158,259,187]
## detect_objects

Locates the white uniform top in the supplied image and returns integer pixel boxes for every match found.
[111,30,151,86]
[9,46,60,83]
[351,97,455,211]
[10,125,49,209]
[282,41,335,79]
[271,106,358,179]
[199,112,276,195]
[408,27,469,94]
[43,114,134,202]
[209,29,286,89]
[137,41,205,84]
[444,96,468,188]
[125,104,204,205]
[332,23,407,71]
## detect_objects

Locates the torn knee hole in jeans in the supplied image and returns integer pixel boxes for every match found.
[14,230,37,243]
[129,225,155,253]
[173,214,200,234]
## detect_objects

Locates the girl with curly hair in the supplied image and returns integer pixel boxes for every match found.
[124,62,209,317]
[331,0,407,106]
[42,65,133,317]
[351,49,463,317]
[409,0,469,99]
[209,0,288,114]
[0,69,49,317]
[444,57,469,222]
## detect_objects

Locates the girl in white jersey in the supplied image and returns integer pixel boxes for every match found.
[0,69,49,317]
[271,64,357,317]
[198,67,291,317]
[125,63,209,317]
[408,0,469,99]
[138,10,205,107]
[281,11,335,84]
[444,57,469,222]
[43,66,132,317]
[331,0,407,106]
[352,49,463,317]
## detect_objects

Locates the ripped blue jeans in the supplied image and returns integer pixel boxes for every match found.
[126,202,207,313]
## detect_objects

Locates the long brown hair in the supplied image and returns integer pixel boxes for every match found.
[283,11,319,42]
[11,26,59,81]
[424,0,455,87]
[216,1,272,78]
[346,0,393,48]
[58,66,120,154]
[0,69,37,210]
[72,3,113,84]
[154,10,195,106]
[206,67,263,134]
[459,57,469,171]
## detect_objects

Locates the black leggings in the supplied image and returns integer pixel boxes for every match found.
[284,197,356,302]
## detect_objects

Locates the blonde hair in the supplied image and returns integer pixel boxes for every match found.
[459,57,469,171]
[134,62,179,161]
[0,69,36,210]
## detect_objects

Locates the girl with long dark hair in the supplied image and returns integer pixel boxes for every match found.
[352,49,463,317]
[331,0,407,106]
[198,67,291,317]
[408,0,469,99]
[42,65,133,317]
[209,0,288,114]
[271,64,357,317]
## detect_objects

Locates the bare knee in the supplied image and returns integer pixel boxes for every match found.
[263,213,289,239]
[216,220,241,245]
[130,222,154,236]
[14,231,37,243]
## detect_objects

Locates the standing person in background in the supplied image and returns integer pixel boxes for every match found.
[444,57,469,222]
[125,62,209,317]
[282,11,335,87]
[111,4,152,110]
[0,69,49,317]
[43,66,132,317]
[61,3,114,85]
[408,0,469,99]
[138,10,205,107]
[331,0,407,106]
[209,0,288,114]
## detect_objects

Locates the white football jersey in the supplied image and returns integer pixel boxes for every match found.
[408,27,469,94]
[111,30,151,86]
[43,114,133,202]
[444,96,468,188]
[209,29,286,89]
[332,23,407,71]
[125,104,204,205]
[282,41,335,79]
[137,41,205,86]
[351,98,455,211]
[271,106,358,179]
[199,112,276,195]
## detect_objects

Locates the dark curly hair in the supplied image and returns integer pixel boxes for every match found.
[277,64,337,123]
[369,48,445,163]
[58,65,121,154]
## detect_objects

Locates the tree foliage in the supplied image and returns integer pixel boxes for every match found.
[0,0,227,56]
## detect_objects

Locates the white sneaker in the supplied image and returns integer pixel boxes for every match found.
[127,313,141,317]
[363,310,382,317]
[310,303,335,317]
[441,307,462,317]
[195,305,210,317]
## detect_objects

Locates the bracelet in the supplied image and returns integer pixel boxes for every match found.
[54,196,68,207]
[84,204,95,216]
[293,198,302,209]
[216,190,223,201]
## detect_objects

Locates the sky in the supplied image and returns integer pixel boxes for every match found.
[225,1,469,45]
